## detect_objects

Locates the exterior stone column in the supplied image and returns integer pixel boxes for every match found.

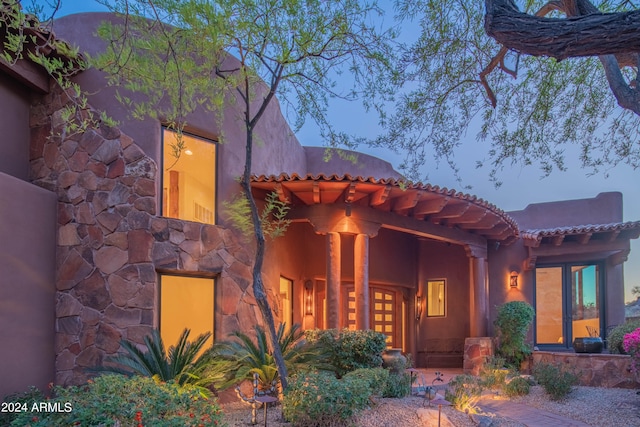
[354,233,370,330]
[466,245,488,337]
[327,232,341,329]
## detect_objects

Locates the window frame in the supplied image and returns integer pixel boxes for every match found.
[158,272,217,345]
[160,127,218,225]
[533,261,605,350]
[426,279,446,318]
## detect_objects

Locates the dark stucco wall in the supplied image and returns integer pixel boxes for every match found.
[0,173,56,399]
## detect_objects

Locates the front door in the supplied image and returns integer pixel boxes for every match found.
[342,285,403,348]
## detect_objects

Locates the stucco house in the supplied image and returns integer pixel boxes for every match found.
[1,10,639,399]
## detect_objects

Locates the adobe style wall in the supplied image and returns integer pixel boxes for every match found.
[509,192,623,229]
[0,173,57,399]
[29,81,287,386]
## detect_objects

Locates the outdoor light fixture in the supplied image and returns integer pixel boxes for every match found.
[415,295,423,320]
[510,271,519,288]
[304,280,314,316]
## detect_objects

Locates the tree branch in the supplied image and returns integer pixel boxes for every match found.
[485,0,640,59]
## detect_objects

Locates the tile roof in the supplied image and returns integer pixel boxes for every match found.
[251,173,520,243]
[521,221,640,241]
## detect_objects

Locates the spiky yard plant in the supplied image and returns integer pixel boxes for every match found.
[213,323,329,391]
[103,328,225,397]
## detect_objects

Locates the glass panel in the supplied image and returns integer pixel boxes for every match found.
[385,325,393,332]
[375,303,382,310]
[375,325,382,332]
[385,303,392,311]
[385,314,392,322]
[162,129,216,224]
[427,280,446,317]
[385,294,392,300]
[279,277,293,329]
[160,275,214,353]
[571,265,600,338]
[535,267,564,344]
[375,314,382,321]
[375,292,382,299]
[349,301,355,309]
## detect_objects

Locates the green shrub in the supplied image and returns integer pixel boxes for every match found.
[607,320,640,354]
[444,374,483,414]
[1,386,46,427]
[9,374,224,427]
[533,362,577,401]
[343,367,389,396]
[478,356,511,390]
[305,329,387,376]
[504,376,531,397]
[383,372,411,398]
[282,371,371,426]
[494,301,535,368]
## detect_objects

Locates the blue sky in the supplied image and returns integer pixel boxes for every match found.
[36,0,640,300]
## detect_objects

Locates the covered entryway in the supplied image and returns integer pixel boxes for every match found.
[251,173,519,365]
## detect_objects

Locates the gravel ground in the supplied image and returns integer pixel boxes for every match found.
[220,385,640,426]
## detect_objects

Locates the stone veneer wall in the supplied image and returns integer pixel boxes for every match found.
[463,337,494,375]
[29,84,271,386]
[532,351,639,388]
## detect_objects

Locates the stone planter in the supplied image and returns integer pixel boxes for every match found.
[382,348,407,374]
[573,337,604,353]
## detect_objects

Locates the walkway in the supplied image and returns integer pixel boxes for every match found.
[477,396,591,427]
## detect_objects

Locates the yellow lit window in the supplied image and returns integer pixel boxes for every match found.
[427,280,446,317]
[162,128,216,224]
[279,276,293,329]
[160,275,215,349]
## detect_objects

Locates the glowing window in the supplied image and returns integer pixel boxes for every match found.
[162,128,216,224]
[426,280,446,317]
[160,275,215,349]
[279,276,293,329]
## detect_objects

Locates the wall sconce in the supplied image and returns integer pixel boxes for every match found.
[510,271,519,288]
[415,295,423,320]
[304,280,313,316]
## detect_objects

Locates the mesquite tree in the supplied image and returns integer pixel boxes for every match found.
[381,0,640,183]
[92,0,394,390]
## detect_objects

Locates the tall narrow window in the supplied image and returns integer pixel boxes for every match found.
[426,280,446,317]
[160,275,215,349]
[162,128,216,224]
[279,276,293,329]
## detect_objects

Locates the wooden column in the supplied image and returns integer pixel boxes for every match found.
[467,245,488,337]
[326,232,341,329]
[469,256,488,337]
[354,233,370,330]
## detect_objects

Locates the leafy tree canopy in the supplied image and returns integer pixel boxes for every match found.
[377,0,640,184]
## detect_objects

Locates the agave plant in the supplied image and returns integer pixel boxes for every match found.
[103,328,227,397]
[213,323,330,391]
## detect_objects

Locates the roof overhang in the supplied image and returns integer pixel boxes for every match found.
[251,173,519,245]
[521,222,640,270]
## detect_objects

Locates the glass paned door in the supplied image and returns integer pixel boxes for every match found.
[535,267,564,345]
[535,263,603,349]
[571,265,600,339]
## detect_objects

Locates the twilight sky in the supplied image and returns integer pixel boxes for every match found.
[40,0,640,301]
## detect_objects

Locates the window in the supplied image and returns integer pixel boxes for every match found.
[426,280,446,317]
[160,275,215,348]
[535,263,603,348]
[162,128,216,224]
[279,276,293,329]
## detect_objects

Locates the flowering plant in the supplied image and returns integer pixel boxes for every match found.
[623,327,640,374]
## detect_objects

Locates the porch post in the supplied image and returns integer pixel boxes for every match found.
[354,233,370,330]
[327,232,342,329]
[466,245,488,337]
